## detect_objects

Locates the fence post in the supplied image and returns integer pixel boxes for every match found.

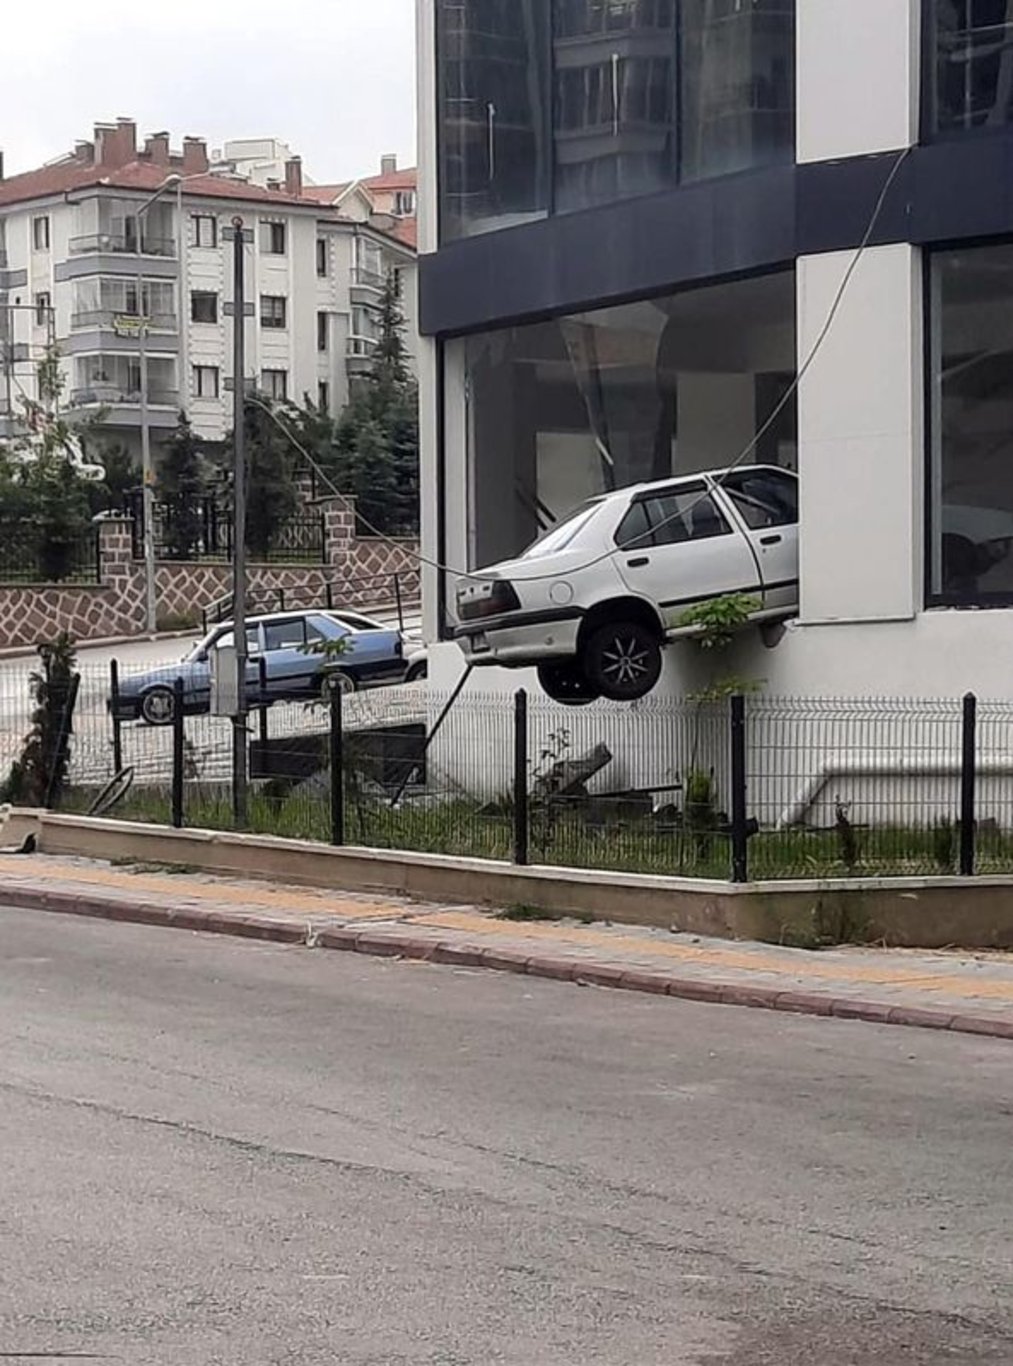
[109,659,123,776]
[513,689,529,866]
[325,581,334,611]
[171,677,185,829]
[258,656,269,746]
[394,573,404,634]
[729,693,749,883]
[329,685,344,846]
[960,691,977,876]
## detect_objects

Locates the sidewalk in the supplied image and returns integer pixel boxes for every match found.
[3,852,1013,1039]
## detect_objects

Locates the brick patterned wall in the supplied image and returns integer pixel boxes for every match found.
[0,496,420,650]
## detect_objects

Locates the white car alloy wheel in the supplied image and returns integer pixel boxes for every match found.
[583,621,662,702]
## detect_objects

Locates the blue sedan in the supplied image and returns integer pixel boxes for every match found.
[113,610,407,725]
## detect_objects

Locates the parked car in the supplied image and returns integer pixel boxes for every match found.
[113,610,408,725]
[454,465,799,704]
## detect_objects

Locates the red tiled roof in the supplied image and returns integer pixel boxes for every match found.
[362,168,418,192]
[0,158,320,209]
[386,217,418,249]
[301,182,351,205]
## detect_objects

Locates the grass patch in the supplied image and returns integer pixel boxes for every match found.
[60,784,1013,884]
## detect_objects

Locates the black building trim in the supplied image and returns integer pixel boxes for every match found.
[420,131,1013,337]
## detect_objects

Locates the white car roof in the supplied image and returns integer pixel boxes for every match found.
[607,463,794,503]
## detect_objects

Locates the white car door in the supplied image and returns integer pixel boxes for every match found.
[714,469,799,614]
[614,480,761,633]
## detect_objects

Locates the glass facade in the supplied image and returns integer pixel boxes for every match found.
[929,243,1013,605]
[455,270,796,569]
[437,0,796,240]
[929,1,1013,134]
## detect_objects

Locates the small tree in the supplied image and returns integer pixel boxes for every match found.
[0,345,94,580]
[0,634,78,809]
[325,272,419,536]
[157,413,206,559]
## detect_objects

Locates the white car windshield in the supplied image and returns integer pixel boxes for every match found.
[521,501,604,559]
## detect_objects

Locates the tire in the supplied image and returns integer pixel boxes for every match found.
[321,669,357,698]
[536,660,599,706]
[140,686,176,726]
[580,620,662,702]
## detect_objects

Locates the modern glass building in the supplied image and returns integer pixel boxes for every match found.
[416,0,1013,699]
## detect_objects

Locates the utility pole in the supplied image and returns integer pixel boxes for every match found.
[230,215,249,828]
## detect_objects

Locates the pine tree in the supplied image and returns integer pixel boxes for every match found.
[237,397,299,559]
[157,414,206,559]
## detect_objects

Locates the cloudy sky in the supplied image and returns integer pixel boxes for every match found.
[0,0,417,182]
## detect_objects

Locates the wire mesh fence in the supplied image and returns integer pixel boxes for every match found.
[4,654,1013,883]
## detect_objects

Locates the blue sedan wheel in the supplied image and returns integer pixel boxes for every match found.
[140,685,177,726]
[321,670,356,698]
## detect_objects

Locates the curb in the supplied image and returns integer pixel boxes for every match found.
[4,884,1013,1041]
[0,628,199,661]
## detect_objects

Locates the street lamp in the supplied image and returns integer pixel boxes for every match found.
[134,171,203,633]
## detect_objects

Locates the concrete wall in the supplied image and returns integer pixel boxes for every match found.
[797,0,920,162]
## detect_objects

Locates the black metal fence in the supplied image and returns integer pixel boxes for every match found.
[128,494,326,565]
[0,521,100,584]
[5,662,1012,885]
[199,569,421,633]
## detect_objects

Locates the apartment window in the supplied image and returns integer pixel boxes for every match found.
[260,295,287,329]
[262,369,287,400]
[32,216,50,251]
[191,291,218,324]
[392,267,404,298]
[318,380,330,413]
[394,190,416,216]
[317,311,329,352]
[193,365,220,399]
[316,238,328,277]
[261,221,286,255]
[34,292,51,327]
[192,215,217,249]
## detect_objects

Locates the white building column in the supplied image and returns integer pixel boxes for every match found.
[797,0,921,162]
[796,243,923,624]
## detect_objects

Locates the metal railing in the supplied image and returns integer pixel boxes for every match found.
[0,521,100,584]
[200,568,420,632]
[68,233,176,257]
[69,386,180,409]
[347,336,378,357]
[71,309,178,332]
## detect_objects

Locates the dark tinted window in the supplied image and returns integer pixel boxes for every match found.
[437,0,551,240]
[722,470,797,529]
[264,619,307,651]
[929,0,1013,135]
[617,485,730,547]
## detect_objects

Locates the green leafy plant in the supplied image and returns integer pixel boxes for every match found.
[678,592,761,651]
[931,817,957,874]
[0,633,78,809]
[834,799,860,873]
[529,726,571,862]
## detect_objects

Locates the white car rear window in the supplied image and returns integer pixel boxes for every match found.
[521,501,604,559]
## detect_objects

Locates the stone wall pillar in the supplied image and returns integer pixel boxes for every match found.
[317,494,356,567]
[96,513,145,632]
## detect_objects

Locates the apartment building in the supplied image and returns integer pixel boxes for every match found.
[0,119,417,459]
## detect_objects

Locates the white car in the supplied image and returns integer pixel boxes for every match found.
[454,466,800,704]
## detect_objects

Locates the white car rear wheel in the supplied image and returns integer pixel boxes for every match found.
[582,621,662,702]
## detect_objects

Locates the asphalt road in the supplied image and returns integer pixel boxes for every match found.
[2,909,1012,1364]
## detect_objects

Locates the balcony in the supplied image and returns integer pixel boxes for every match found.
[70,385,180,408]
[71,309,178,334]
[350,266,387,306]
[69,232,176,258]
[346,335,378,379]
